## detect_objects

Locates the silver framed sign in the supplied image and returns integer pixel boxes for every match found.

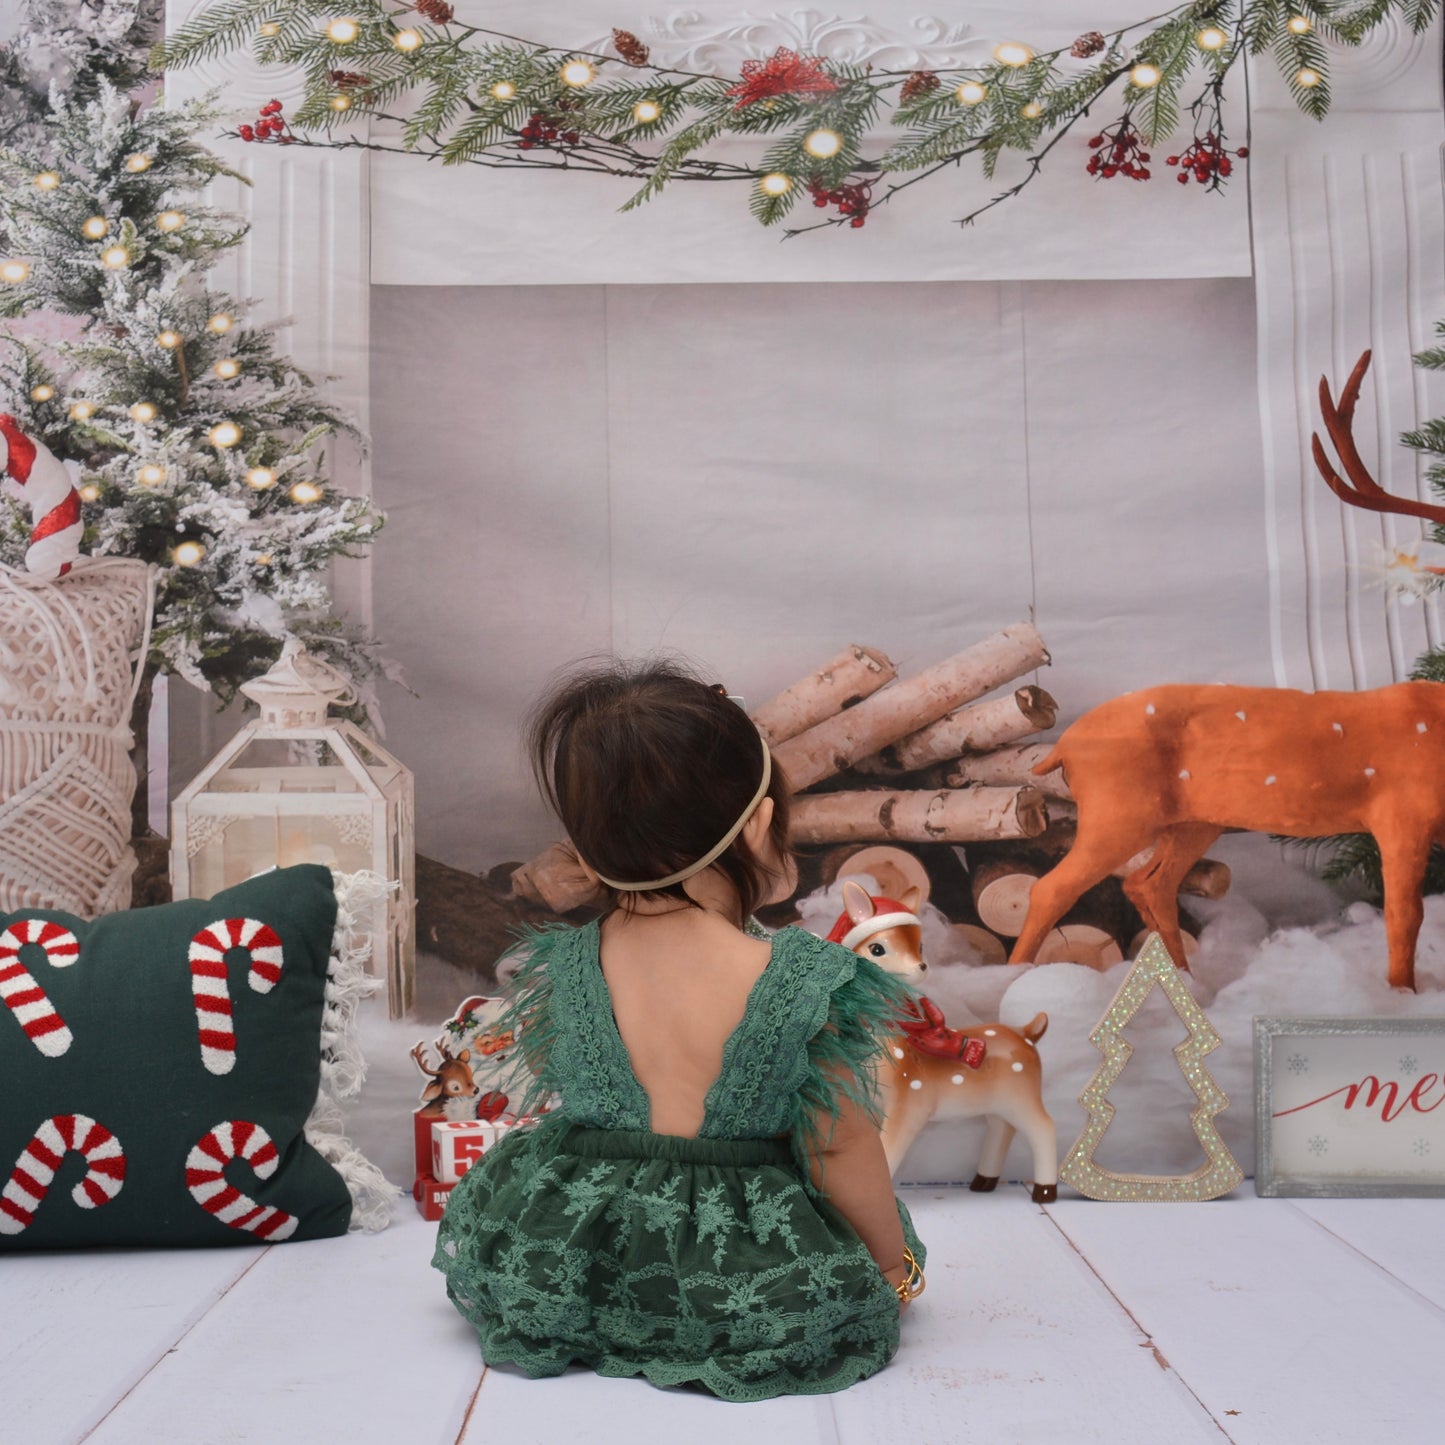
[1255,1016,1445,1198]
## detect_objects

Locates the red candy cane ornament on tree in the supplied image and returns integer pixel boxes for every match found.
[0,918,80,1057]
[186,1120,297,1240]
[0,414,84,580]
[189,918,285,1075]
[0,1113,127,1234]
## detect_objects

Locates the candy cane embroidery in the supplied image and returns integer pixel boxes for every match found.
[188,917,285,1075]
[0,1113,127,1235]
[185,1120,297,1240]
[0,918,81,1057]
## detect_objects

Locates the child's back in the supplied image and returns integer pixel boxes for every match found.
[433,660,925,1400]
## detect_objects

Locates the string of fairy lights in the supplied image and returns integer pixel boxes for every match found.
[141,0,1397,235]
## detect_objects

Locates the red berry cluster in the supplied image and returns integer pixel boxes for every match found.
[237,99,294,144]
[807,178,872,227]
[517,113,582,150]
[1086,120,1151,180]
[1165,133,1248,186]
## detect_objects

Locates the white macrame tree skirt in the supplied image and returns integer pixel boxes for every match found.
[0,559,156,915]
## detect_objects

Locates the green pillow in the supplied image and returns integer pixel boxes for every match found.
[0,864,387,1249]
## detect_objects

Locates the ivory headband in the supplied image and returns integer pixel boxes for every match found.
[594,732,773,892]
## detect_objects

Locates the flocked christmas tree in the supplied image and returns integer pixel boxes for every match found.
[0,0,387,844]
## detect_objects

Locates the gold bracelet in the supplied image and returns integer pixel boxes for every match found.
[894,1246,925,1303]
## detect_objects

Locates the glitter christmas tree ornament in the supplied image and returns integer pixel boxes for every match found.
[1060,934,1244,1202]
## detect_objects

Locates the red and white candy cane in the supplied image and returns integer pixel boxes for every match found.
[185,1120,297,1241]
[0,413,84,580]
[0,918,80,1058]
[0,1113,127,1235]
[189,917,284,1075]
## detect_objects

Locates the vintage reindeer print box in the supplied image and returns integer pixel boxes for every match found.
[1255,1017,1445,1197]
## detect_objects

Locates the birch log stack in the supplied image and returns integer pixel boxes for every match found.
[772,624,1049,792]
[502,627,1233,972]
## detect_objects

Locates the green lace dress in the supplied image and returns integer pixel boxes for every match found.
[432,921,925,1402]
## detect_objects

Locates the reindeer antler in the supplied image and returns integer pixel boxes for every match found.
[1312,349,1445,526]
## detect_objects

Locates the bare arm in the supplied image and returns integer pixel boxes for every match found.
[805,1092,911,1303]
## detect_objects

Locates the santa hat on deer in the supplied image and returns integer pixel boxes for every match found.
[827,883,922,952]
[0,413,84,580]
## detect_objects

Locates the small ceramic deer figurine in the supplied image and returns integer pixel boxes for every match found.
[411,1040,482,1121]
[830,881,1058,1203]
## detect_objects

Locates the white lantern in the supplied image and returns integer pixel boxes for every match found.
[170,641,415,1016]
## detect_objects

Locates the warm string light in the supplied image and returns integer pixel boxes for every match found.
[0,260,30,284]
[129,402,158,423]
[255,553,274,566]
[393,28,422,51]
[245,467,277,490]
[326,17,359,44]
[156,329,182,349]
[82,216,110,239]
[156,210,186,232]
[993,42,1033,67]
[207,421,242,448]
[803,129,842,158]
[173,541,206,567]
[79,483,102,503]
[101,245,131,269]
[632,99,661,123]
[1130,63,1162,88]
[1021,101,1043,119]
[214,358,241,379]
[289,480,324,504]
[956,80,987,106]
[1296,67,1323,87]
[29,384,55,402]
[69,401,95,420]
[329,94,354,112]
[207,313,234,334]
[759,172,792,197]
[490,80,517,101]
[33,171,60,191]
[124,153,152,173]
[1288,14,1313,33]
[137,463,166,486]
[560,59,596,87]
[258,22,280,38]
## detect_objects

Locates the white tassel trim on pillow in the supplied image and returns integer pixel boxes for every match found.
[303,870,404,1232]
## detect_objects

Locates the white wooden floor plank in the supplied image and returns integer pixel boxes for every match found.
[465,1364,838,1445]
[832,1188,1224,1445]
[0,1244,263,1445]
[1290,1197,1445,1312]
[1048,1193,1445,1444]
[82,1212,482,1445]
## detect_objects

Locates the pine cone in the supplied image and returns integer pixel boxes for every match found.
[612,28,650,66]
[415,0,455,23]
[1071,31,1106,58]
[329,70,370,89]
[900,70,940,103]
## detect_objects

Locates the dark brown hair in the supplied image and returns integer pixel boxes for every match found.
[526,658,792,921]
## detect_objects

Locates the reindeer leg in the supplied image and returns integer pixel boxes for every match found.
[970,1115,1014,1192]
[1011,822,1151,963]
[1122,822,1222,971]
[1377,823,1430,992]
[880,1082,933,1178]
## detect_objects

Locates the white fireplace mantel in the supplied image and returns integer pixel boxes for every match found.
[165,0,1445,698]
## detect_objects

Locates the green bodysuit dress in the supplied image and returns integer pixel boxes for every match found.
[432,921,925,1401]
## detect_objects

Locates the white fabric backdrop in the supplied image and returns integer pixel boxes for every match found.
[370,276,1269,870]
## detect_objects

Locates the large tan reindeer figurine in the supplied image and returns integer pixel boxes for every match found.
[830,882,1057,1202]
[1011,351,1445,993]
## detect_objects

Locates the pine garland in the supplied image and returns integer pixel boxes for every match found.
[0,1,389,721]
[150,0,1439,234]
